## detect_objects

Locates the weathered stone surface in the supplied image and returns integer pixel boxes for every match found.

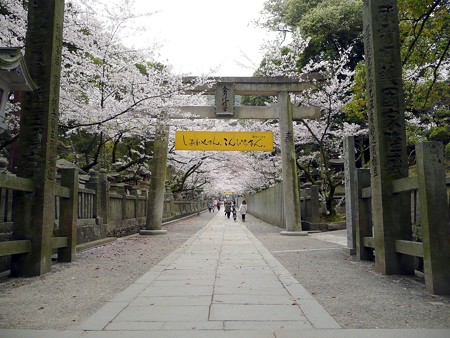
[363,0,413,274]
[11,0,65,276]
[143,123,169,232]
[278,92,302,232]
[343,136,357,255]
[416,142,450,295]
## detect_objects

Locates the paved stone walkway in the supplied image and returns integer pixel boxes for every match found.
[1,213,449,337]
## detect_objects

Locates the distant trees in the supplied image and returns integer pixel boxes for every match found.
[1,0,202,185]
[259,0,364,67]
[259,31,365,216]
[255,0,449,215]
[2,0,446,202]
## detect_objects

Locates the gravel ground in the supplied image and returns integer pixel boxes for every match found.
[0,211,449,330]
[245,215,450,329]
[0,211,217,330]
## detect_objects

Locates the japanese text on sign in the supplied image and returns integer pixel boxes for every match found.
[175,131,273,151]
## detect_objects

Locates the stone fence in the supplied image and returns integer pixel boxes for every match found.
[65,169,206,243]
[344,138,450,295]
[245,182,325,230]
[0,167,207,274]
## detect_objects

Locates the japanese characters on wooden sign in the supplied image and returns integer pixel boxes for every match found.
[215,83,235,116]
[175,131,273,151]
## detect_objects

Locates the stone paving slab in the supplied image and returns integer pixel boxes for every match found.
[156,270,216,280]
[2,328,450,338]
[209,304,307,321]
[114,305,210,322]
[131,295,212,306]
[80,330,278,338]
[224,320,312,330]
[214,285,291,296]
[150,279,215,287]
[72,212,336,334]
[139,285,214,297]
[213,294,296,305]
[0,330,84,338]
[77,301,128,331]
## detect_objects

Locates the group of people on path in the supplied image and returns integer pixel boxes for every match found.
[207,199,247,222]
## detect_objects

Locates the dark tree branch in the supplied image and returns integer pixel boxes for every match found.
[81,131,104,172]
[402,0,442,66]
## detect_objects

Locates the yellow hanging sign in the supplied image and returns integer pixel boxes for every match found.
[175,131,273,151]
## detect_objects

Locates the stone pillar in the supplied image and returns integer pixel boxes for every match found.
[343,136,357,255]
[98,169,109,225]
[310,185,320,224]
[58,168,78,262]
[363,0,413,274]
[11,0,65,276]
[86,169,101,223]
[278,92,306,236]
[169,192,175,218]
[140,122,169,235]
[416,142,450,295]
[355,168,374,261]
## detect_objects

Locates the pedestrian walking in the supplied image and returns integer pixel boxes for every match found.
[224,200,232,219]
[207,199,214,212]
[232,207,237,221]
[238,200,247,222]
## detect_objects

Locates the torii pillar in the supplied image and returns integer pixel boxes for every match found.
[140,119,169,235]
[278,92,305,235]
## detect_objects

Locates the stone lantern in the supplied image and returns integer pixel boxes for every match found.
[0,47,37,133]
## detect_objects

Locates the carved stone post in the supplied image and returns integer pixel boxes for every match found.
[363,0,413,274]
[98,169,109,226]
[344,136,357,255]
[278,92,306,235]
[416,142,450,295]
[86,170,100,222]
[355,168,374,261]
[11,0,65,276]
[58,168,78,262]
[310,185,320,224]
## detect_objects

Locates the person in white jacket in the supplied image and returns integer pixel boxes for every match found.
[238,200,247,222]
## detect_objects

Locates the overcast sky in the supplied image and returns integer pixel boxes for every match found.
[129,0,272,76]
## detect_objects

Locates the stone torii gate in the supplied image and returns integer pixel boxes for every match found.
[140,77,320,236]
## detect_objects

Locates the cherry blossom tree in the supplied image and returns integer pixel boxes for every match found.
[260,31,367,216]
[0,0,206,180]
[0,0,283,196]
[167,116,282,196]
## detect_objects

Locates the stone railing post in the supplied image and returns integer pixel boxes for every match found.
[0,157,13,223]
[116,184,126,220]
[130,186,139,219]
[416,142,450,295]
[98,169,109,226]
[302,187,309,221]
[169,193,175,218]
[58,168,78,262]
[355,168,373,261]
[310,185,320,224]
[344,136,357,255]
[86,169,100,222]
